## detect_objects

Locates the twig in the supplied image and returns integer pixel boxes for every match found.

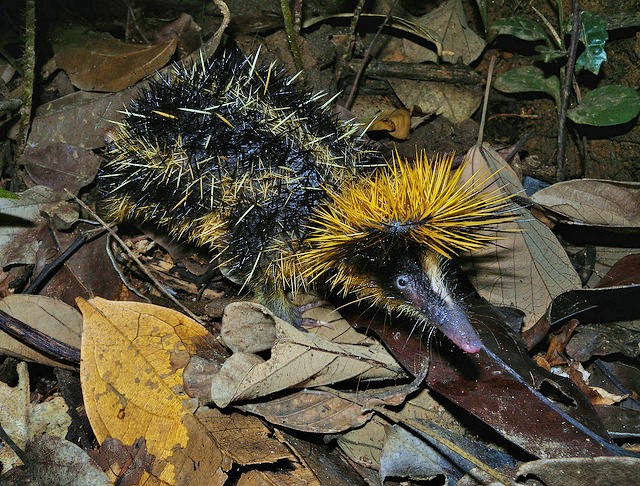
[477,55,497,147]
[359,60,482,85]
[15,0,35,163]
[281,0,305,77]
[194,0,231,62]
[556,0,581,181]
[0,421,28,465]
[0,309,81,365]
[345,0,399,110]
[68,191,203,324]
[335,0,367,82]
[24,229,105,295]
[293,0,302,34]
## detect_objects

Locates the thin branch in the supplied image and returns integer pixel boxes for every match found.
[68,191,203,324]
[477,55,497,147]
[345,0,399,110]
[335,0,367,82]
[281,0,305,77]
[15,0,35,162]
[556,1,581,181]
[0,309,81,365]
[24,229,105,295]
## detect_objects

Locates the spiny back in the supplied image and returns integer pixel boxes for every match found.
[99,48,379,288]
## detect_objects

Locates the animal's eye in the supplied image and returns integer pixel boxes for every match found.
[395,275,409,289]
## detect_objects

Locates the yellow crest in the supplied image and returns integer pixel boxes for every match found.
[297,151,517,285]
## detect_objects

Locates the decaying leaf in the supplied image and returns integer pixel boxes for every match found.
[26,434,111,486]
[210,302,404,408]
[413,0,486,64]
[531,179,640,227]
[53,25,177,92]
[460,144,582,329]
[78,297,232,484]
[78,297,313,484]
[517,456,640,486]
[21,142,102,194]
[0,362,71,471]
[0,186,78,267]
[389,78,482,124]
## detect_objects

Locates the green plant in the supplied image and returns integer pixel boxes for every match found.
[489,4,640,127]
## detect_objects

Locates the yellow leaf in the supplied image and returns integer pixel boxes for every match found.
[78,297,231,484]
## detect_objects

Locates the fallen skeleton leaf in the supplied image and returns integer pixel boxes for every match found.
[77,297,302,484]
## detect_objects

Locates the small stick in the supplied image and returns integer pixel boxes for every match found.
[345,0,399,110]
[0,309,81,364]
[14,0,36,162]
[281,0,305,77]
[556,0,581,181]
[24,229,105,295]
[335,0,367,82]
[68,191,203,323]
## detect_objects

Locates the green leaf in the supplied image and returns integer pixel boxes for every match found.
[567,85,640,126]
[489,16,549,42]
[534,45,567,63]
[575,11,608,75]
[494,66,560,107]
[0,189,18,199]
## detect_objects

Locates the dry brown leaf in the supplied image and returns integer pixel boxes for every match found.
[89,437,155,485]
[239,388,375,434]
[530,179,640,226]
[461,144,581,329]
[26,435,111,485]
[194,407,297,466]
[53,27,177,92]
[337,415,389,469]
[21,142,102,193]
[0,294,82,369]
[28,88,139,150]
[78,297,232,484]
[0,362,71,471]
[211,303,404,408]
[238,467,320,486]
[388,78,482,124]
[517,457,640,485]
[0,186,78,267]
[412,0,485,64]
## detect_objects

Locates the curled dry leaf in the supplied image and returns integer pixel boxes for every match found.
[368,109,411,140]
[211,302,404,408]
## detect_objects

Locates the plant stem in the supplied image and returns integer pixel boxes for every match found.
[281,0,305,78]
[15,0,35,163]
[556,0,581,181]
[345,0,398,110]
